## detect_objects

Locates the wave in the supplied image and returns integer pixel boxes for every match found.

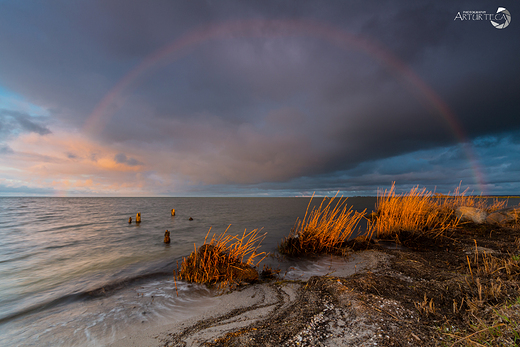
[0,268,176,325]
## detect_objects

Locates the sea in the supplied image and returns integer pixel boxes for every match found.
[0,197,379,346]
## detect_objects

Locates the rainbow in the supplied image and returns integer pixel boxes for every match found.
[82,19,486,193]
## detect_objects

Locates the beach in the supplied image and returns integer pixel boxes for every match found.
[114,220,519,347]
[110,250,390,347]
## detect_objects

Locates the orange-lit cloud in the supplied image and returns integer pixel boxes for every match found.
[0,128,153,195]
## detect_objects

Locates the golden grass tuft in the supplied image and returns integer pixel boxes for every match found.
[369,182,459,239]
[369,182,509,239]
[278,184,513,254]
[440,184,507,212]
[176,227,267,289]
[279,194,366,256]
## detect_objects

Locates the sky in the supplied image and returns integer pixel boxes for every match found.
[0,0,519,197]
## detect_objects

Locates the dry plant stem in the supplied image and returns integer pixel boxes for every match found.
[467,256,474,283]
[365,302,402,321]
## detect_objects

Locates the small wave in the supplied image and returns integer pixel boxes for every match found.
[0,270,175,325]
[84,271,174,298]
[42,222,97,233]
[0,252,38,264]
[0,292,85,325]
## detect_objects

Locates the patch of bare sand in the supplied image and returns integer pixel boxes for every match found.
[109,250,390,347]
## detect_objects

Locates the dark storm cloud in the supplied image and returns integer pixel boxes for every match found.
[208,131,520,196]
[0,0,519,194]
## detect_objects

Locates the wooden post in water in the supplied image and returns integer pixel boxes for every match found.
[171,209,176,216]
[136,212,141,223]
[164,230,171,243]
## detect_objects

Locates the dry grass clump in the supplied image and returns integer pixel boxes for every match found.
[465,245,520,304]
[176,227,267,289]
[509,209,520,226]
[369,183,460,239]
[369,183,509,239]
[440,184,507,213]
[279,195,366,256]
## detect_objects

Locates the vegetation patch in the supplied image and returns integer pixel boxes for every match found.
[176,228,267,289]
[165,184,520,347]
[278,184,509,257]
[274,183,519,345]
[442,245,520,346]
[278,195,366,256]
[368,182,507,241]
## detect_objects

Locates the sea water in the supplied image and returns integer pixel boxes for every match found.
[0,197,377,346]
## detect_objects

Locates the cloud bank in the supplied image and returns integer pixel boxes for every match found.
[0,0,519,196]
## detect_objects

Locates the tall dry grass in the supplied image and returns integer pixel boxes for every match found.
[176,227,267,289]
[368,183,458,239]
[279,195,366,256]
[438,183,507,212]
[369,183,508,239]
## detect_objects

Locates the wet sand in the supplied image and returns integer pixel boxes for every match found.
[109,250,390,347]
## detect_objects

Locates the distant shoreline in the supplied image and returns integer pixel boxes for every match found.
[1,195,519,199]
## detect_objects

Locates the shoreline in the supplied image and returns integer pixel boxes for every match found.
[109,250,390,347]
[110,221,520,347]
